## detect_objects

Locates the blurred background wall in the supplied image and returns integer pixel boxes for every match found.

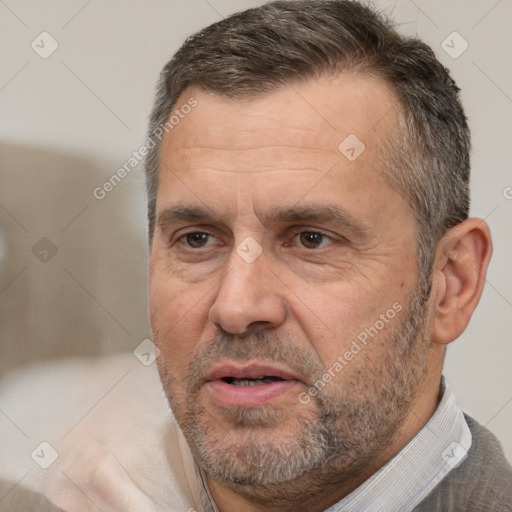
[1,0,510,459]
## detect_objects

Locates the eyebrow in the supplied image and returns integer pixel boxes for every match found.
[156,205,223,229]
[156,203,369,239]
[266,204,369,238]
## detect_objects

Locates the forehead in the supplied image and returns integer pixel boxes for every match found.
[156,73,407,227]
[165,73,399,164]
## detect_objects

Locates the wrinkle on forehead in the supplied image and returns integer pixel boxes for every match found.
[157,73,405,234]
[167,73,399,157]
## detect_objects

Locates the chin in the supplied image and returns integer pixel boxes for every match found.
[179,399,333,487]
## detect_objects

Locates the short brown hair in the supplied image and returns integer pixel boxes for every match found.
[145,0,470,278]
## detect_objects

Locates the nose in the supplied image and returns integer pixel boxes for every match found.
[208,247,287,335]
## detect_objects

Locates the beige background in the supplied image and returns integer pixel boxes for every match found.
[1,0,511,460]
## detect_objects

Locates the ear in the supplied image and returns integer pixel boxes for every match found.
[430,218,493,345]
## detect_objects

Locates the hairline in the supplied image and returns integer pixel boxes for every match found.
[147,69,418,234]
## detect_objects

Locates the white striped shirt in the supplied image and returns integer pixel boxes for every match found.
[200,379,471,512]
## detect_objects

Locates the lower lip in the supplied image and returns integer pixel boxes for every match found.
[206,379,300,407]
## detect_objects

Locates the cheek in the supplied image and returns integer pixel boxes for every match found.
[288,277,406,368]
[295,300,371,366]
[149,266,213,371]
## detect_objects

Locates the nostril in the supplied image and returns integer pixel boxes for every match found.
[247,320,271,330]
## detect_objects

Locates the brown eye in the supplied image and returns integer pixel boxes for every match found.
[185,232,211,248]
[299,232,328,249]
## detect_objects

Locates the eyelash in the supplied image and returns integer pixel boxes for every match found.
[175,229,339,250]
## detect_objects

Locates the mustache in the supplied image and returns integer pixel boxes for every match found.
[184,331,325,392]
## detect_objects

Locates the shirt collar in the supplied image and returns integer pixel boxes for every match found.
[324,377,472,511]
[197,378,471,512]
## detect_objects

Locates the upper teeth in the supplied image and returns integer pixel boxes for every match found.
[227,377,279,386]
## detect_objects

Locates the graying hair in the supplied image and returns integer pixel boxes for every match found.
[145,0,470,278]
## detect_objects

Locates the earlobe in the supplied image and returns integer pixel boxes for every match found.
[431,219,493,345]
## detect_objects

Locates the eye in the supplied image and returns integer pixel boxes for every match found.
[295,231,334,249]
[182,232,218,248]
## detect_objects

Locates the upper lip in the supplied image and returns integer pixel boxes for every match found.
[205,362,302,382]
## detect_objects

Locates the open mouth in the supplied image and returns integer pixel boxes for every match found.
[205,363,301,406]
[222,376,286,387]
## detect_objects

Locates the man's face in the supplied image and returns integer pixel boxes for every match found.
[149,74,433,486]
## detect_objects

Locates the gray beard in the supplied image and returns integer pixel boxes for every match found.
[158,278,432,499]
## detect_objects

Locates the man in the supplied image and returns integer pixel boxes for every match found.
[144,0,510,510]
[1,1,510,511]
